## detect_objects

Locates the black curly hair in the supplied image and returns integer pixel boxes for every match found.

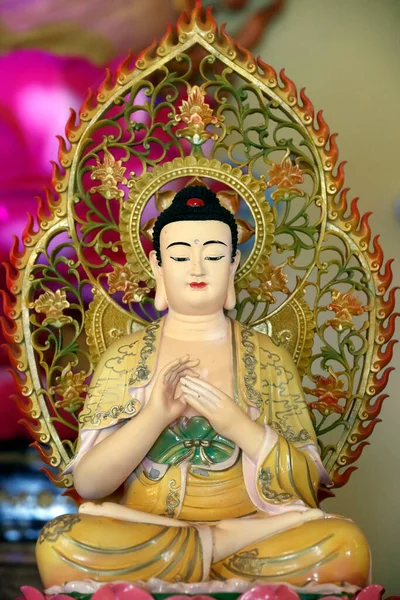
[152,185,238,265]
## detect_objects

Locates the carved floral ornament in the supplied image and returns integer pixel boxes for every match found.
[248,259,289,304]
[89,145,128,200]
[326,289,365,331]
[107,264,150,304]
[304,372,350,417]
[266,157,305,203]
[87,85,308,211]
[174,85,223,146]
[86,86,308,312]
[50,364,88,414]
[33,289,72,328]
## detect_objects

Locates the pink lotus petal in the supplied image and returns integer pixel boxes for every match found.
[91,585,118,600]
[109,584,154,600]
[18,588,73,600]
[19,587,46,600]
[91,584,154,600]
[355,585,385,600]
[239,585,300,600]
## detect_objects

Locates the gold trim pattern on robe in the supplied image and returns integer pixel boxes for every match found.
[78,319,162,431]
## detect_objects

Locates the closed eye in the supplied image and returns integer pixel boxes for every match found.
[170,256,190,262]
[205,255,225,261]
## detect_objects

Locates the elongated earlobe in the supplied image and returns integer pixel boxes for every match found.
[149,251,168,311]
[224,279,236,310]
[224,250,240,310]
[154,281,168,311]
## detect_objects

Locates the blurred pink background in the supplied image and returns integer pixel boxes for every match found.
[0,0,283,440]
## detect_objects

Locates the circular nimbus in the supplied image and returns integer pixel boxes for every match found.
[120,156,275,290]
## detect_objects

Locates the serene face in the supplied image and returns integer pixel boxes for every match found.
[150,220,240,315]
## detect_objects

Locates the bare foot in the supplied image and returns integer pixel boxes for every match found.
[79,501,101,514]
[212,509,325,562]
[79,501,189,528]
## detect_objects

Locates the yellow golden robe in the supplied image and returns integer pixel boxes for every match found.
[36,319,370,588]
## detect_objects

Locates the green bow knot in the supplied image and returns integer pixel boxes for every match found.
[147,416,236,467]
[183,439,212,448]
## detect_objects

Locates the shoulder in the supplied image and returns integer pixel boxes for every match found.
[96,318,162,372]
[95,329,145,373]
[104,331,142,359]
[103,318,162,358]
[234,320,295,366]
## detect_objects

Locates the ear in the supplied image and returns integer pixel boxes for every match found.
[149,250,168,311]
[224,249,241,310]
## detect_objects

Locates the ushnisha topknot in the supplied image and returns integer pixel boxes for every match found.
[152,185,238,265]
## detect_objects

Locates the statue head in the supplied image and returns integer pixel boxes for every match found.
[149,185,241,315]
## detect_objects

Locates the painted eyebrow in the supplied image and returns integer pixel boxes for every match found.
[166,241,191,249]
[166,240,227,249]
[203,240,227,247]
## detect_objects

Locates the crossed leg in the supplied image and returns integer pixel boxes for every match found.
[37,502,370,588]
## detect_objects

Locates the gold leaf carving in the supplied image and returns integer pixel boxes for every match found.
[34,289,72,328]
[155,190,175,213]
[326,290,365,331]
[236,218,255,245]
[216,190,240,214]
[174,85,223,145]
[107,264,150,303]
[51,365,88,414]
[89,146,127,200]
[267,156,305,202]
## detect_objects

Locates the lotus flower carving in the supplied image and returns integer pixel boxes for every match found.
[327,289,365,331]
[304,372,350,416]
[90,146,128,200]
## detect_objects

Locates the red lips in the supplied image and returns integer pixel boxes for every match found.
[190,282,207,288]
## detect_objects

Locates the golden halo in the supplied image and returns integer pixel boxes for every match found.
[120,156,274,289]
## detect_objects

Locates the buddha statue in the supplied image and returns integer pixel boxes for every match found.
[35,185,370,590]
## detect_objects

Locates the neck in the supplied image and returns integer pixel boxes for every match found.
[163,309,230,341]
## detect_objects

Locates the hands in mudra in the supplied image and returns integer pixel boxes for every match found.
[147,354,200,425]
[181,375,248,441]
[147,354,259,445]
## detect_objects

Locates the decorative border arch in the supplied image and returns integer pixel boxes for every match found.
[1,0,397,493]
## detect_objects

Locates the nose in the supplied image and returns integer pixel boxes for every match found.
[190,251,205,277]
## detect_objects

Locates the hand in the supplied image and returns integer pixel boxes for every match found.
[146,355,199,427]
[181,375,249,441]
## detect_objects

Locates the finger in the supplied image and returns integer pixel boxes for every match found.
[181,383,215,408]
[159,358,181,378]
[165,361,200,384]
[177,355,200,366]
[182,393,210,417]
[164,358,200,383]
[170,368,199,387]
[183,376,221,396]
[181,377,219,402]
[171,360,200,377]
[177,355,200,367]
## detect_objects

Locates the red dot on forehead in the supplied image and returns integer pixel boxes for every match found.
[186,198,205,207]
